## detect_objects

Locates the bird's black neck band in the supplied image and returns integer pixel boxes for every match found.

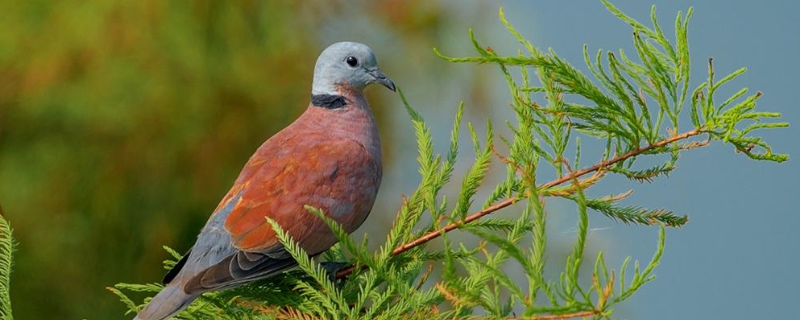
[311,94,347,109]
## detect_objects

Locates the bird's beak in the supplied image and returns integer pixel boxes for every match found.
[369,69,396,92]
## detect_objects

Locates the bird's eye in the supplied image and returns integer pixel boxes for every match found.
[346,56,358,67]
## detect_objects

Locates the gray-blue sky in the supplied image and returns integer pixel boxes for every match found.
[481,1,799,318]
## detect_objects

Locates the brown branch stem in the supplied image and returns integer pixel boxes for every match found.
[336,128,703,278]
[495,310,600,320]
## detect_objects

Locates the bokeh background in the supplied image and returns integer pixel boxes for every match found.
[0,0,797,319]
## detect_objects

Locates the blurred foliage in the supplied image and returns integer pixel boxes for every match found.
[0,0,454,318]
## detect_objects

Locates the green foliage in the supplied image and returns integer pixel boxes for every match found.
[0,208,15,320]
[0,1,319,318]
[0,1,450,318]
[109,2,787,319]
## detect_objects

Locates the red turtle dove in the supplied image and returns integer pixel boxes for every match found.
[135,41,395,320]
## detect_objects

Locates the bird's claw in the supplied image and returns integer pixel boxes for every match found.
[320,261,349,283]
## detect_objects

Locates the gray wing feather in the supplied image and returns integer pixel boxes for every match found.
[163,191,298,295]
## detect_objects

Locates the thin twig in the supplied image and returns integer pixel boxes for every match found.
[336,128,703,278]
[494,310,599,320]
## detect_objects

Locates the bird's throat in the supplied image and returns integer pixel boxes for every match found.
[311,94,347,110]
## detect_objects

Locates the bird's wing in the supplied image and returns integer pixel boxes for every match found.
[177,133,380,293]
[223,133,380,253]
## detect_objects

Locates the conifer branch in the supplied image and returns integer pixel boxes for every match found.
[497,310,599,320]
[337,127,702,278]
[0,204,14,320]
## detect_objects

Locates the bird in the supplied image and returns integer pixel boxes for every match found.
[134,41,395,320]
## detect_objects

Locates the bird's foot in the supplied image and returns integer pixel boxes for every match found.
[319,261,349,283]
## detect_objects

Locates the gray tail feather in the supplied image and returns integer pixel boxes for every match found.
[133,283,197,320]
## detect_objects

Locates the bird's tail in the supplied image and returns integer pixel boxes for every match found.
[133,283,197,320]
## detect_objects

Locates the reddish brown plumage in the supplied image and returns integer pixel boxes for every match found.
[219,87,382,255]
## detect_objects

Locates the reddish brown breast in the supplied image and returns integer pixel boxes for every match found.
[218,91,382,254]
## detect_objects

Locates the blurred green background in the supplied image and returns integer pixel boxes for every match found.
[0,1,476,318]
[1,1,798,319]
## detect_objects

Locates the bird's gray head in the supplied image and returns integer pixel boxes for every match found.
[311,42,396,96]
